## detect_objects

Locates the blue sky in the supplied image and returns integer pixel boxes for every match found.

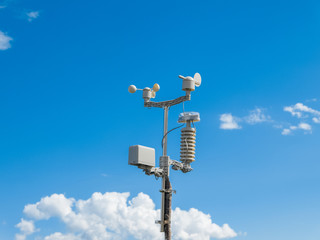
[1,0,320,239]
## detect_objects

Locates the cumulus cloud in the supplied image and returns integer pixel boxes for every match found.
[281,123,312,135]
[17,192,237,240]
[26,11,40,22]
[284,103,320,118]
[172,208,236,240]
[15,219,36,240]
[24,193,74,220]
[0,30,12,50]
[220,113,241,130]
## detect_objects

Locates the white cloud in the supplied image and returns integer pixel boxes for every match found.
[26,11,40,22]
[17,192,237,240]
[0,31,12,50]
[282,102,320,134]
[244,108,271,124]
[220,102,319,135]
[312,117,320,124]
[298,123,312,131]
[220,108,271,130]
[15,219,36,240]
[281,128,291,135]
[281,122,312,135]
[306,98,317,102]
[24,193,74,220]
[284,103,320,118]
[220,113,241,130]
[172,208,236,240]
[44,233,80,240]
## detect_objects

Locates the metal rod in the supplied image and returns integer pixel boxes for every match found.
[163,107,169,156]
[161,107,168,233]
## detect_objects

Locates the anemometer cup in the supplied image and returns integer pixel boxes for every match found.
[128,85,137,93]
[128,84,160,102]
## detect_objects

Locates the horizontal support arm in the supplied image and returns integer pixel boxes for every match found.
[144,95,191,108]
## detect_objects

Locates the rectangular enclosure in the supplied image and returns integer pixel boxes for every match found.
[128,145,155,168]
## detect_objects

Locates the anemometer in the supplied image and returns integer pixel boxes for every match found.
[128,73,202,240]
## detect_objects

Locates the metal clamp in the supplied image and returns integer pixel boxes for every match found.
[160,189,174,193]
[170,160,193,173]
[143,167,163,177]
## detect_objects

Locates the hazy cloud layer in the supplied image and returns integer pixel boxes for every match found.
[244,108,271,124]
[16,192,237,240]
[26,11,40,22]
[0,0,10,9]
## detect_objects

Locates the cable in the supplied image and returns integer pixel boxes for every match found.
[161,124,185,148]
[191,120,196,130]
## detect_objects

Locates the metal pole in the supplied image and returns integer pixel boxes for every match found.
[160,106,172,240]
[164,176,172,240]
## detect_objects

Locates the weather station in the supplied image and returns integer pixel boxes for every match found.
[128,73,202,240]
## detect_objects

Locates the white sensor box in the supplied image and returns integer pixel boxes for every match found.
[128,145,155,167]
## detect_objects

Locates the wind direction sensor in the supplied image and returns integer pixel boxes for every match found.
[179,72,202,93]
